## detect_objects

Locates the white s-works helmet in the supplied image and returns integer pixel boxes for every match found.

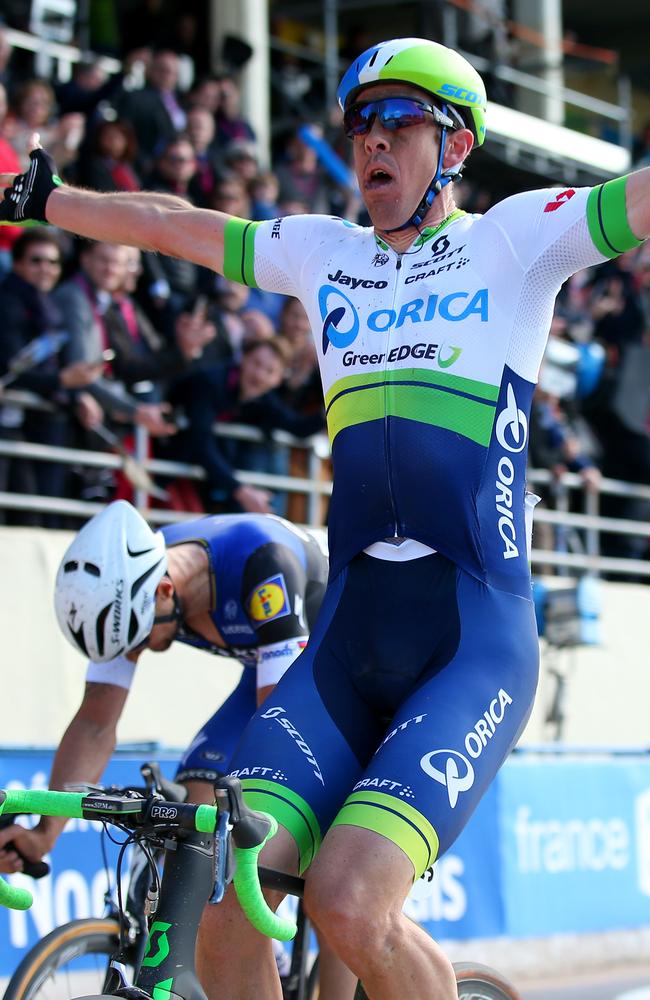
[54,500,167,662]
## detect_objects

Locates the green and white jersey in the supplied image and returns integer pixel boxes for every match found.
[223,178,642,594]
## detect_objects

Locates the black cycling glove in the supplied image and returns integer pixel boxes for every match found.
[0,147,62,225]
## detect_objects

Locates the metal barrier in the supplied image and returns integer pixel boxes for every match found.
[527,467,650,578]
[0,389,648,576]
[268,0,632,161]
[3,25,121,82]
[0,388,331,526]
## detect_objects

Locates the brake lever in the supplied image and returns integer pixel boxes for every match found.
[209,806,233,905]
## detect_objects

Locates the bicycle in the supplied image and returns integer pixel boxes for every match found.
[0,765,520,1000]
[1,763,315,1000]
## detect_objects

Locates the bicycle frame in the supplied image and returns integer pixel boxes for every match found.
[104,829,213,1000]
[103,850,312,1000]
[0,772,522,1000]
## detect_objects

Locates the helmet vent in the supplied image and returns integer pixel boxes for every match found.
[128,610,139,644]
[384,54,394,66]
[131,557,164,599]
[70,623,89,657]
[368,50,379,67]
[96,602,112,658]
[84,562,101,577]
[63,561,78,572]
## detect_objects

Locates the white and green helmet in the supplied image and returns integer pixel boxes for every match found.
[337,37,487,146]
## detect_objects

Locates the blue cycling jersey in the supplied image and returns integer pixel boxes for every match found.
[86,513,327,683]
[85,513,327,783]
[160,513,321,664]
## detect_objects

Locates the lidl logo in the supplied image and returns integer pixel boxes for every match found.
[247,574,290,625]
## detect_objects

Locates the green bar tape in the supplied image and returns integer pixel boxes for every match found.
[195,803,218,833]
[0,877,32,911]
[232,818,296,941]
[1,788,85,818]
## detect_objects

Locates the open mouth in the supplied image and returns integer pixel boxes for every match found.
[365,166,395,189]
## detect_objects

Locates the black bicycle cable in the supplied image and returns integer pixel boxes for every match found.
[99,824,115,911]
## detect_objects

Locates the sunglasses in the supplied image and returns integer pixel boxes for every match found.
[343,97,456,139]
[26,255,61,265]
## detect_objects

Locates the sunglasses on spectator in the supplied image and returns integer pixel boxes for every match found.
[25,255,61,265]
[343,97,457,139]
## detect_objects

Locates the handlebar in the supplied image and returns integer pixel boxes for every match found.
[0,783,296,941]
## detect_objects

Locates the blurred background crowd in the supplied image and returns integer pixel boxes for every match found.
[0,0,647,575]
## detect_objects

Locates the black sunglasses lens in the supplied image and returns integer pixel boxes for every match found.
[379,99,428,129]
[343,104,372,137]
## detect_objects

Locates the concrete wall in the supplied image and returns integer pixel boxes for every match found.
[1,526,648,751]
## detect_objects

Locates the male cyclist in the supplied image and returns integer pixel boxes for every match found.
[0,502,335,976]
[2,36,648,1000]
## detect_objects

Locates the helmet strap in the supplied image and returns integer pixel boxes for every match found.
[385,104,457,234]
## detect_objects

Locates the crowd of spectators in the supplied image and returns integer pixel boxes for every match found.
[0,18,647,573]
[528,243,650,572]
[0,31,332,525]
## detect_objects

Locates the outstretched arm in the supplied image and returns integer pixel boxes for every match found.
[0,141,233,273]
[46,185,231,272]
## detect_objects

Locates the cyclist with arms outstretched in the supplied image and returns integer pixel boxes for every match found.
[2,36,648,1000]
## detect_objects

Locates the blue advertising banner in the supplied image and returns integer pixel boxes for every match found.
[2,748,650,979]
[405,780,503,940]
[499,755,650,937]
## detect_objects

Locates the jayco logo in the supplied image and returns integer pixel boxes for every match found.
[319,284,488,353]
[328,269,388,290]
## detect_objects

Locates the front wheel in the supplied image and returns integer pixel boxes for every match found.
[453,961,521,1000]
[4,917,129,1000]
[353,961,520,1000]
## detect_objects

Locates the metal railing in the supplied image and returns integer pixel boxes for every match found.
[0,389,648,577]
[3,25,121,83]
[0,389,331,527]
[268,0,632,156]
[527,468,650,579]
